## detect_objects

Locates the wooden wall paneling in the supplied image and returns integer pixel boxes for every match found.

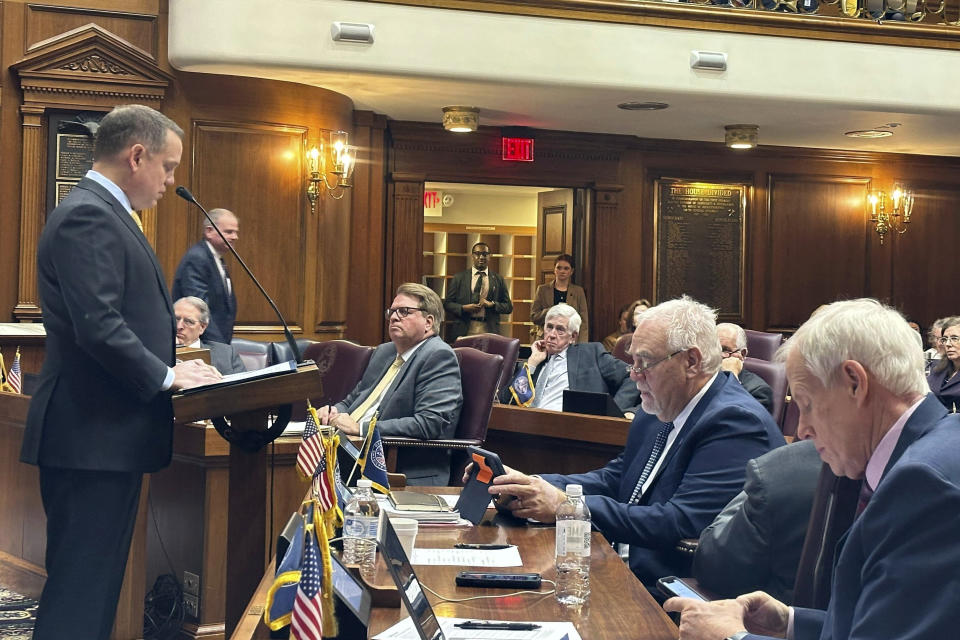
[766,174,872,330]
[23,2,158,59]
[588,184,624,346]
[191,121,307,332]
[747,169,770,331]
[386,173,425,320]
[890,183,960,327]
[347,111,388,345]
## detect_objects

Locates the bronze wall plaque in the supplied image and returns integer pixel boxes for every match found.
[55,133,94,180]
[654,180,746,317]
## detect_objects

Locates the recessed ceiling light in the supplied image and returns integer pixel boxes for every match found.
[725,124,759,150]
[617,101,670,111]
[844,129,894,139]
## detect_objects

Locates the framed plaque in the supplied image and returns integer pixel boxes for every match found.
[45,111,102,215]
[653,179,747,318]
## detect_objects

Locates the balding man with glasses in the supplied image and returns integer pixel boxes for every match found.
[317,283,462,485]
[485,296,784,587]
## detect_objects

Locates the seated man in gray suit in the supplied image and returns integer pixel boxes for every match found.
[506,303,638,417]
[174,296,246,374]
[717,322,774,413]
[318,283,463,485]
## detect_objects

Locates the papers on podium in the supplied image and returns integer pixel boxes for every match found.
[176,360,297,395]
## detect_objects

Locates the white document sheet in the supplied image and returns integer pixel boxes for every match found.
[410,546,522,567]
[374,617,581,640]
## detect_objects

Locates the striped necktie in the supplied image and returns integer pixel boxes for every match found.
[349,355,404,423]
[629,422,674,504]
[130,211,144,233]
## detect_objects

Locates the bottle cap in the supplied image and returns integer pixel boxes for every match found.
[357,479,373,488]
[565,484,583,497]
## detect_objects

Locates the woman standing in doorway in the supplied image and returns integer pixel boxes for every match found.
[531,254,589,343]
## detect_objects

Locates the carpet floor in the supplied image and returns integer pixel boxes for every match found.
[0,587,36,639]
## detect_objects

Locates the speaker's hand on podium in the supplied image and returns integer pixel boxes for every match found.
[171,358,222,391]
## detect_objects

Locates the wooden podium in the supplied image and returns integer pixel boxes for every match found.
[173,363,321,637]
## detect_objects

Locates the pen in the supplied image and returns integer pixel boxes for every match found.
[454,621,541,630]
[454,543,514,550]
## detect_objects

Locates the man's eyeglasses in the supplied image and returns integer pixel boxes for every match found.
[721,348,745,358]
[938,335,960,346]
[385,306,424,319]
[472,251,490,257]
[626,350,685,376]
[544,322,569,336]
[175,316,200,327]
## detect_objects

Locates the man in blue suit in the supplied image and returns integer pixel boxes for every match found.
[489,296,784,586]
[665,298,960,640]
[171,207,239,343]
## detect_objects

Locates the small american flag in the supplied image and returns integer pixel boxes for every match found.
[8,348,22,395]
[296,408,324,479]
[290,524,324,640]
[311,453,335,512]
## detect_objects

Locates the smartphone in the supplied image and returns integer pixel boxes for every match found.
[456,571,542,589]
[456,446,507,524]
[657,576,707,601]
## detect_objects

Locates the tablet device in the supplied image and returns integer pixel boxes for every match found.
[379,514,445,640]
[562,389,624,417]
[456,447,506,525]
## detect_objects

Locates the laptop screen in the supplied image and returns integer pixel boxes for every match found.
[379,514,444,640]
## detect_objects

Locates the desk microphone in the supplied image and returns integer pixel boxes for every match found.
[176,186,303,364]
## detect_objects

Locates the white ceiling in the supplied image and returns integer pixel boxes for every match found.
[169,0,960,156]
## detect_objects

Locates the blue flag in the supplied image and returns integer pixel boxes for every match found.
[509,363,535,407]
[263,513,305,630]
[358,418,390,494]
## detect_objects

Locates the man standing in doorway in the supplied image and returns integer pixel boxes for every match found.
[444,241,513,341]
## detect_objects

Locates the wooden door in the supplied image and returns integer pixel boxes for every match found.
[535,189,575,285]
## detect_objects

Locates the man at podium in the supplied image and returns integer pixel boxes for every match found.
[20,105,221,640]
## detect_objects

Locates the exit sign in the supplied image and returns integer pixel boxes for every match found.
[502,137,534,162]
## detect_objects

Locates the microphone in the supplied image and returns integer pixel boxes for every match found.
[176,186,303,364]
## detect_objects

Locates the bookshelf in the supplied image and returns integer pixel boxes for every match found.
[423,223,537,344]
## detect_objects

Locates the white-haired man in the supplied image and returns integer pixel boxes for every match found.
[486,296,784,586]
[512,303,638,415]
[717,322,774,413]
[665,298,960,640]
[174,296,246,374]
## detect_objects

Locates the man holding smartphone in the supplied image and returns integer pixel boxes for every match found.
[664,299,960,640]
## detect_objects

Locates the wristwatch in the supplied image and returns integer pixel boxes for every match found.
[724,632,749,640]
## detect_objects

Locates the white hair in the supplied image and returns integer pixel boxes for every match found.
[545,303,582,334]
[639,295,722,375]
[776,298,928,397]
[716,323,747,351]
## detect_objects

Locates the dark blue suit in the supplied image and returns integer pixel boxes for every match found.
[751,395,960,640]
[171,240,236,343]
[539,371,785,586]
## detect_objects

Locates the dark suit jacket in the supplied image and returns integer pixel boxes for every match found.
[927,365,960,412]
[202,339,246,374]
[694,440,821,603]
[507,342,638,413]
[172,240,237,343]
[539,371,785,586]
[443,269,513,341]
[22,177,175,473]
[739,367,774,414]
[750,395,960,640]
[334,335,462,485]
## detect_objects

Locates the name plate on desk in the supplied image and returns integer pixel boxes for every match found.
[176,345,210,365]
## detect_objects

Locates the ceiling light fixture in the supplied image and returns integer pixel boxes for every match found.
[442,106,479,133]
[844,130,894,139]
[725,124,759,150]
[617,101,670,111]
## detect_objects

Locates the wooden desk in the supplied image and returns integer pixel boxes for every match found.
[366,489,678,640]
[486,404,631,475]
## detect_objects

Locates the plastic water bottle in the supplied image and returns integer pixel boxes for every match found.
[555,484,591,605]
[342,479,380,578]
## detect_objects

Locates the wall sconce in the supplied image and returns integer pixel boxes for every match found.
[306,130,357,212]
[867,184,914,244]
[725,124,759,150]
[442,106,479,133]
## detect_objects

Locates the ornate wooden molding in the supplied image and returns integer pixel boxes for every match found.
[10,24,172,321]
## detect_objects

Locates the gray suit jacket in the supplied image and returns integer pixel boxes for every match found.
[335,334,462,485]
[739,367,774,414]
[202,339,246,374]
[693,439,822,603]
[443,269,513,341]
[521,342,638,414]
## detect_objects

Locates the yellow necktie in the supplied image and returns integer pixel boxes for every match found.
[349,356,404,423]
[130,211,144,233]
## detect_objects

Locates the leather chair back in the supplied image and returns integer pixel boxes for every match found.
[612,333,633,364]
[745,329,784,361]
[270,339,318,365]
[451,346,503,484]
[230,337,271,371]
[295,341,375,420]
[454,333,518,394]
[792,462,860,609]
[743,357,788,425]
[781,397,800,439]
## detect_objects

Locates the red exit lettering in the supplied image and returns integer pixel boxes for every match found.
[424,191,440,208]
[502,137,534,162]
